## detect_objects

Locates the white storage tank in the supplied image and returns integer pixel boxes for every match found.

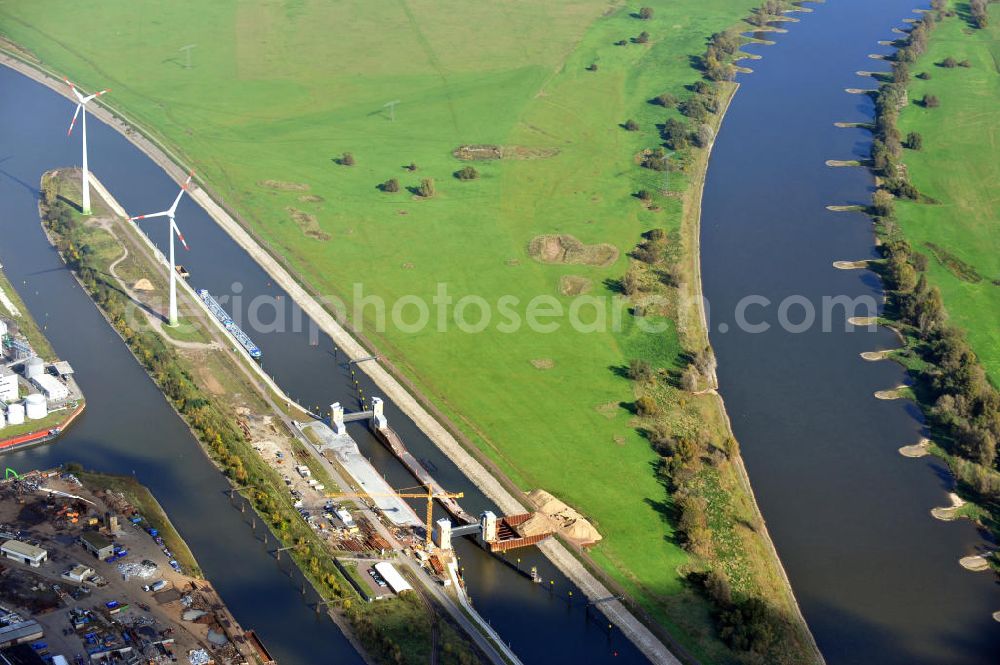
[25,357,44,380]
[24,394,46,420]
[7,402,25,426]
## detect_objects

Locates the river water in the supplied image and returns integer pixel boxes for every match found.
[0,65,647,663]
[700,2,999,664]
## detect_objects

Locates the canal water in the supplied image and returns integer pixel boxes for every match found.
[700,2,1000,664]
[0,66,647,663]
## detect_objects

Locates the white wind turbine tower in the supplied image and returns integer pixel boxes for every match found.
[64,78,110,215]
[128,172,194,327]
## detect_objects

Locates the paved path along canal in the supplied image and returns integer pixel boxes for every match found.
[701,2,1000,664]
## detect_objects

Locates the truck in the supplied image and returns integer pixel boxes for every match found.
[142,580,169,593]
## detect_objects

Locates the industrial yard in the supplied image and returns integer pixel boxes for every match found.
[0,469,273,665]
[0,267,84,454]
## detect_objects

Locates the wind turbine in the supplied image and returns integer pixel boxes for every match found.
[64,78,110,215]
[128,172,194,327]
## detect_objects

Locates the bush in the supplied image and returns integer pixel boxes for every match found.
[641,147,671,171]
[627,359,653,382]
[586,63,598,72]
[916,71,931,80]
[623,118,639,131]
[653,93,678,108]
[638,7,654,19]
[381,178,400,193]
[693,124,714,148]
[871,189,895,218]
[903,131,922,150]
[636,189,652,201]
[454,166,479,181]
[959,59,971,68]
[636,31,650,44]
[922,94,940,108]
[406,162,418,172]
[340,152,355,166]
[418,178,435,197]
[941,56,958,68]
[635,395,659,417]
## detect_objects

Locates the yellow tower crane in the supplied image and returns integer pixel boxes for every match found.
[326,486,464,547]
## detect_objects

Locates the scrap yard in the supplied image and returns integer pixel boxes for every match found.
[0,470,273,665]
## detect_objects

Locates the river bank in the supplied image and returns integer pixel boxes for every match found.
[614,4,822,662]
[858,1,999,576]
[700,0,1000,662]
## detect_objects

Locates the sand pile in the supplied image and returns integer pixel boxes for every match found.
[516,512,560,537]
[133,278,155,291]
[527,489,602,546]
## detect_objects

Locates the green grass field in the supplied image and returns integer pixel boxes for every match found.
[895,4,1000,382]
[0,2,780,659]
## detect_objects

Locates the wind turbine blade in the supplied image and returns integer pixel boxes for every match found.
[64,77,85,103]
[82,89,110,104]
[127,210,171,222]
[167,185,187,216]
[171,219,190,251]
[67,104,82,136]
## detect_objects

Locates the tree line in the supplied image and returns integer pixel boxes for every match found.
[616,3,817,660]
[869,10,1000,507]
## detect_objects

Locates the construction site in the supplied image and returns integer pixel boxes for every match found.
[0,469,274,665]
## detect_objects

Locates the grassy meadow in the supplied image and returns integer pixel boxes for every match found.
[0,1,799,659]
[895,3,1000,381]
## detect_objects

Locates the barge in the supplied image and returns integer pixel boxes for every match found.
[196,289,262,360]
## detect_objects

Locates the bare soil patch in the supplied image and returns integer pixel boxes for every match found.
[285,207,330,241]
[595,402,618,419]
[298,194,324,203]
[258,179,310,191]
[559,274,592,296]
[528,234,618,267]
[530,358,555,370]
[452,144,559,161]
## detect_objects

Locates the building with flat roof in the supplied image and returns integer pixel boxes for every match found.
[62,564,94,583]
[0,540,47,567]
[31,374,68,402]
[373,562,412,595]
[79,531,114,560]
[0,369,16,403]
[51,361,74,378]
[0,621,44,650]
